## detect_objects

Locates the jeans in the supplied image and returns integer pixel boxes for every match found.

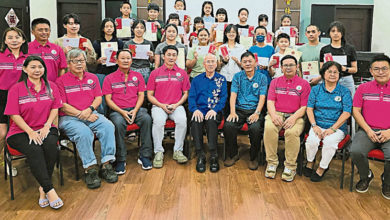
[109,107,153,161]
[7,128,59,193]
[59,112,116,169]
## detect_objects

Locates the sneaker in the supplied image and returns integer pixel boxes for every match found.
[356,170,374,193]
[138,157,152,170]
[281,167,296,182]
[248,160,259,170]
[115,161,126,175]
[382,183,390,200]
[153,152,164,168]
[85,166,101,189]
[265,164,277,179]
[100,163,118,183]
[224,154,239,167]
[6,164,17,177]
[173,150,188,163]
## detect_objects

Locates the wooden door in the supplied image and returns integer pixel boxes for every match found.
[0,0,30,43]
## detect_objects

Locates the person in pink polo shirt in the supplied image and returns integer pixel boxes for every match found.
[103,50,153,174]
[56,49,117,189]
[350,55,390,200]
[29,18,67,82]
[147,45,190,168]
[0,27,29,177]
[264,55,311,182]
[5,56,63,209]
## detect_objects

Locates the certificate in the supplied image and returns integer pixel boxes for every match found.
[258,57,269,67]
[196,46,209,56]
[301,61,320,76]
[332,55,347,66]
[100,42,118,59]
[144,22,157,41]
[177,26,185,35]
[176,48,185,69]
[104,48,117,67]
[129,44,150,60]
[216,30,224,43]
[176,10,189,23]
[63,38,79,48]
[285,48,302,61]
[116,18,132,38]
[240,36,253,49]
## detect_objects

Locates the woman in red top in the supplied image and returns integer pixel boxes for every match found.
[5,56,64,209]
[0,27,28,176]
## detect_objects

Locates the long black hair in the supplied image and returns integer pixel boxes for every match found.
[215,8,228,22]
[0,27,28,54]
[223,24,239,44]
[19,56,53,99]
[328,21,347,46]
[193,17,204,32]
[201,1,214,17]
[99,18,117,41]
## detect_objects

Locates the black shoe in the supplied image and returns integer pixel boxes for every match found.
[310,168,329,182]
[356,170,374,193]
[85,166,101,189]
[100,163,118,183]
[196,155,206,173]
[303,166,313,177]
[382,183,390,200]
[209,156,220,173]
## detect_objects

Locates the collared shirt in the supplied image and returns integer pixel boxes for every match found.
[5,79,63,138]
[0,49,28,90]
[308,83,352,133]
[220,43,246,82]
[188,72,227,114]
[203,16,215,23]
[147,64,190,105]
[353,80,390,129]
[268,75,311,113]
[231,70,268,110]
[28,40,67,82]
[249,44,275,84]
[102,69,145,109]
[55,72,102,115]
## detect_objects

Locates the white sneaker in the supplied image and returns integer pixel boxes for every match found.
[281,167,296,182]
[6,164,17,177]
[265,165,277,179]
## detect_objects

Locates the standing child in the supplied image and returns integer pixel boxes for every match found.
[201,1,215,24]
[116,1,134,41]
[147,3,164,49]
[258,14,274,44]
[210,8,228,44]
[268,33,290,78]
[189,17,204,47]
[236,8,249,29]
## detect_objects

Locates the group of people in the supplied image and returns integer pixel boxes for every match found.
[1,0,389,210]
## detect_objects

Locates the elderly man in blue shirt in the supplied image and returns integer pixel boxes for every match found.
[189,53,228,173]
[223,51,268,170]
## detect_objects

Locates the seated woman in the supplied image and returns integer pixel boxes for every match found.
[56,49,117,189]
[304,61,352,182]
[5,56,63,209]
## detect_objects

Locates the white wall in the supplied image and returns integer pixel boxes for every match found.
[29,0,58,42]
[371,0,390,56]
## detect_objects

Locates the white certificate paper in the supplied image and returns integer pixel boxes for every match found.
[63,38,79,48]
[132,45,150,60]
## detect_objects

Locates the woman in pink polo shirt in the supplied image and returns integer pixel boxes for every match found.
[5,56,64,209]
[0,27,29,177]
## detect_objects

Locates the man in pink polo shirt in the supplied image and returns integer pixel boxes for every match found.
[351,55,390,199]
[29,18,67,82]
[56,48,117,189]
[103,50,153,174]
[147,45,190,168]
[264,55,311,182]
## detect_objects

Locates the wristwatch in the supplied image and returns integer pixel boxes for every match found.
[255,110,261,115]
[89,106,95,112]
[311,123,317,127]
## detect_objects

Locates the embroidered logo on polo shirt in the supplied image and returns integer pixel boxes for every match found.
[335,96,342,102]
[176,72,181,77]
[87,79,93,84]
[296,85,302,91]
[253,83,259,88]
[51,50,57,55]
[132,76,137,81]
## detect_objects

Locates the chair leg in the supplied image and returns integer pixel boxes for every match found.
[222,139,226,161]
[340,148,346,189]
[297,145,304,176]
[8,159,14,200]
[4,150,7,181]
[72,143,79,181]
[350,160,354,192]
[58,147,64,186]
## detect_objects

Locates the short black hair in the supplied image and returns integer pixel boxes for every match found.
[258,14,268,23]
[238,8,249,16]
[162,45,178,55]
[223,24,239,44]
[175,0,186,10]
[197,28,210,36]
[277,33,290,42]
[167,13,181,26]
[281,14,291,23]
[147,3,160,12]
[120,1,132,8]
[370,54,390,68]
[164,23,178,34]
[62,13,80,25]
[254,26,267,35]
[215,8,228,22]
[241,51,256,61]
[31,18,50,30]
[320,61,342,80]
[306,24,320,32]
[281,55,297,66]
[116,49,132,59]
[193,17,204,32]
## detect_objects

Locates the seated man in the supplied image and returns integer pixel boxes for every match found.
[56,49,117,189]
[189,53,227,173]
[264,55,311,182]
[103,50,153,174]
[147,45,190,168]
[350,55,390,200]
[223,51,268,170]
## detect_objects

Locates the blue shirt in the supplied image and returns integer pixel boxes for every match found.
[231,70,268,110]
[188,72,227,115]
[307,83,352,133]
[203,16,215,23]
[249,45,275,84]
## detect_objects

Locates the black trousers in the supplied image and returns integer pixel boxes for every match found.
[223,82,232,118]
[7,127,59,193]
[223,108,264,161]
[190,112,222,158]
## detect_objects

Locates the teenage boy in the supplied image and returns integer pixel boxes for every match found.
[147,3,164,49]
[268,33,290,78]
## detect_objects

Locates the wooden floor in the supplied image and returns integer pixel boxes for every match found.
[1,136,389,220]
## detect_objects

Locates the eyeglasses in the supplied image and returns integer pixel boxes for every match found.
[70,59,86,64]
[282,64,296,68]
[372,67,389,73]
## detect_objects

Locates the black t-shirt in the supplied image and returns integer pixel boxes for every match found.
[319,43,357,77]
[235,24,250,29]
[124,39,154,69]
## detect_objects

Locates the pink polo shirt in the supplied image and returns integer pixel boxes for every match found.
[56,72,102,115]
[0,49,28,90]
[353,80,390,130]
[28,40,67,82]
[102,69,145,109]
[5,79,63,138]
[147,64,190,104]
[268,75,311,113]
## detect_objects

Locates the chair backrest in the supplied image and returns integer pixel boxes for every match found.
[6,119,23,156]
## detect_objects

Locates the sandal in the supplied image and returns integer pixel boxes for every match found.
[49,198,64,210]
[38,197,49,208]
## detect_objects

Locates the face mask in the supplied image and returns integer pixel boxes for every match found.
[256,35,265,43]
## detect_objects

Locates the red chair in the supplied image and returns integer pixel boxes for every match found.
[126,123,141,147]
[349,149,384,192]
[162,119,190,158]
